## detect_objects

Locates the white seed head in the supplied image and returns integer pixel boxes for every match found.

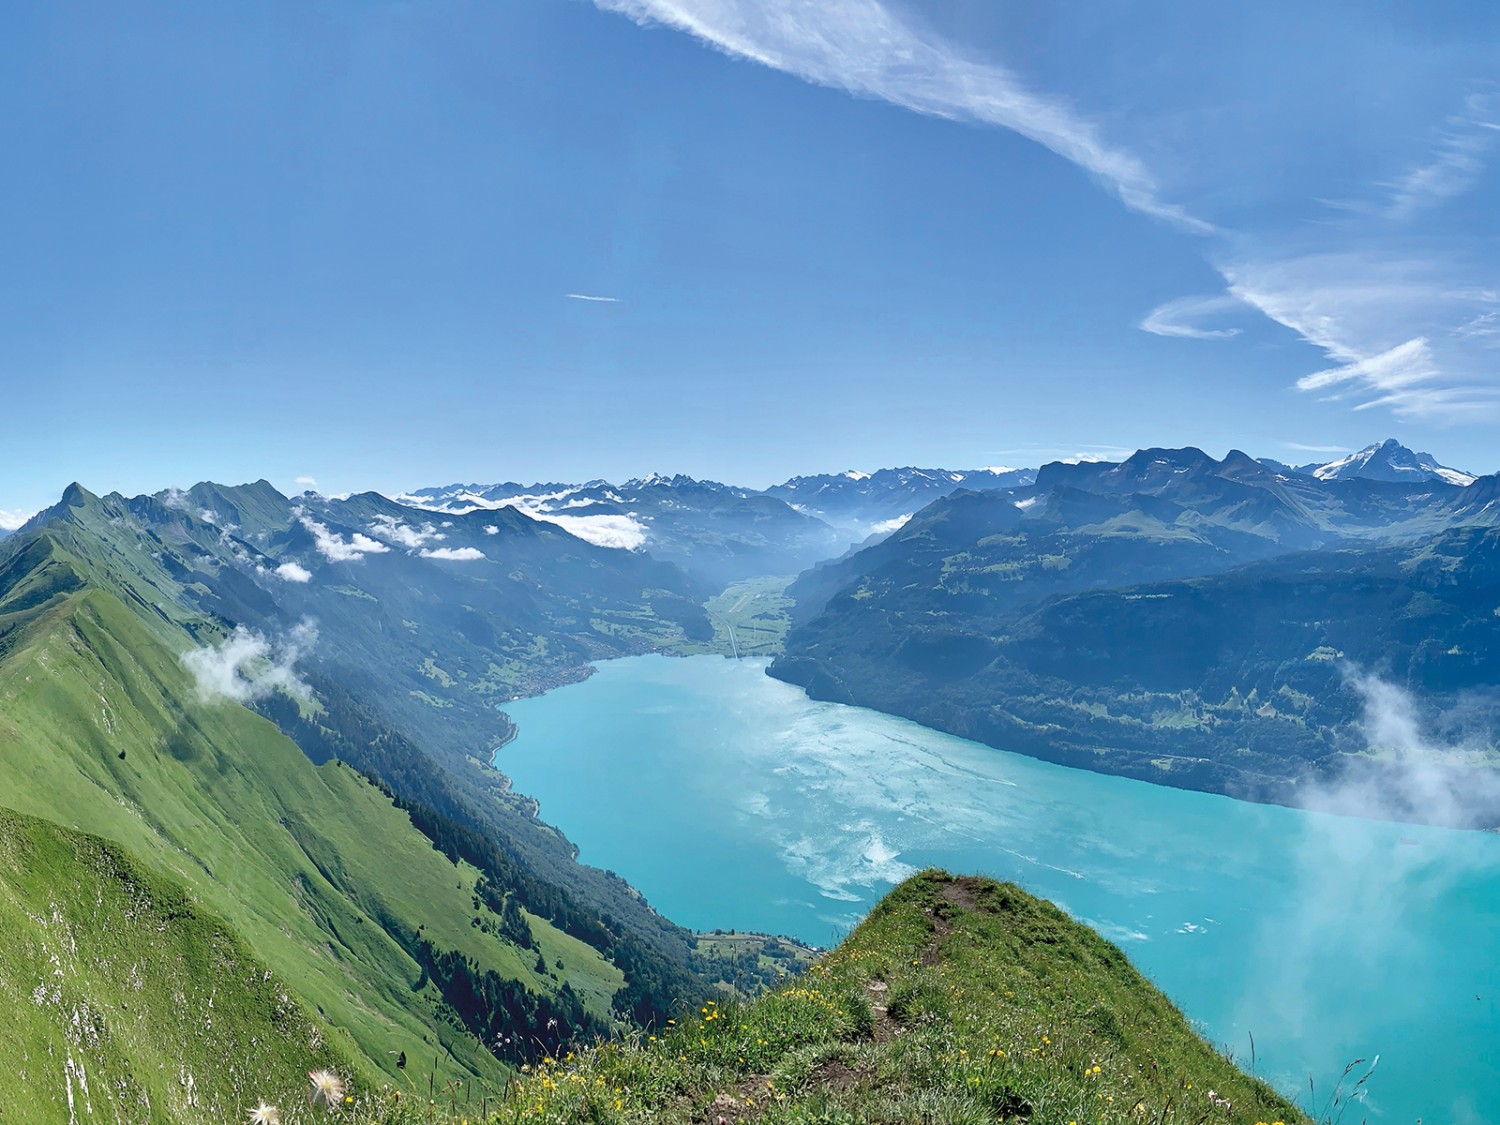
[307,1069,346,1109]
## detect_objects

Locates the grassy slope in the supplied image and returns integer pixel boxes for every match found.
[0,586,620,1085]
[0,806,354,1124]
[287,872,1311,1125]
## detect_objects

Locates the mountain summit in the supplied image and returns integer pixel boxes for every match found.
[1301,438,1476,486]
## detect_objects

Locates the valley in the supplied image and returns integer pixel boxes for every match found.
[1,438,1498,1121]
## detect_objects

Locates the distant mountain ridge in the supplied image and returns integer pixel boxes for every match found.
[764,465,1037,539]
[397,474,846,585]
[399,441,1474,560]
[402,465,1042,567]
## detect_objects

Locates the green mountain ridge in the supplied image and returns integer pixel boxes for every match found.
[217,871,1311,1125]
[0,481,755,1110]
[0,580,613,1084]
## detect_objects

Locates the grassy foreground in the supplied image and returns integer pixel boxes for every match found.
[0,807,356,1122]
[247,871,1309,1125]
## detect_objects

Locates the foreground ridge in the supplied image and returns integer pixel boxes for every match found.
[234,871,1309,1124]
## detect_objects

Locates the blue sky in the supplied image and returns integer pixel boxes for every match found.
[2,0,1498,521]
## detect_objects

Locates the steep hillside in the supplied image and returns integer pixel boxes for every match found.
[2,484,728,1021]
[238,872,1311,1125]
[0,581,621,1081]
[0,807,355,1124]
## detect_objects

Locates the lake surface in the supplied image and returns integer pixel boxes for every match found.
[498,654,1500,1123]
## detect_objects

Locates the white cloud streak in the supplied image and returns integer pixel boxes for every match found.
[604,2,1500,427]
[1384,93,1500,220]
[1139,294,1244,340]
[595,0,1208,232]
[419,546,487,561]
[1280,441,1353,455]
[181,621,317,705]
[1225,253,1500,420]
[567,293,622,302]
[0,508,34,531]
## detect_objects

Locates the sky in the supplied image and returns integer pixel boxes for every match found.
[2,0,1499,522]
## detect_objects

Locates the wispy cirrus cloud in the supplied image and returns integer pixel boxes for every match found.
[599,2,1500,428]
[1382,93,1500,220]
[0,508,33,531]
[595,0,1208,233]
[1139,294,1244,340]
[1224,252,1500,420]
[566,293,621,303]
[1149,91,1500,421]
[1281,441,1353,455]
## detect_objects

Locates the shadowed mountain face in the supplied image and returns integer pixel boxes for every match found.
[774,447,1500,825]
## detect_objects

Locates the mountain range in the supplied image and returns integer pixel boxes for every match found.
[398,440,1477,569]
[0,435,1494,1116]
[0,476,782,1113]
[773,443,1500,825]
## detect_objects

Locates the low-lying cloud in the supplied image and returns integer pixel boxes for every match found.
[181,620,317,705]
[540,513,648,549]
[420,546,486,561]
[1235,669,1500,1094]
[273,561,312,583]
[1304,670,1500,827]
[296,511,391,562]
[868,513,912,536]
[368,513,447,549]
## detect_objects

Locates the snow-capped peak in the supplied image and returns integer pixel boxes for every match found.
[1306,439,1475,487]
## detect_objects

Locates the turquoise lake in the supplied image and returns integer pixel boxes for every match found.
[497,654,1500,1123]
